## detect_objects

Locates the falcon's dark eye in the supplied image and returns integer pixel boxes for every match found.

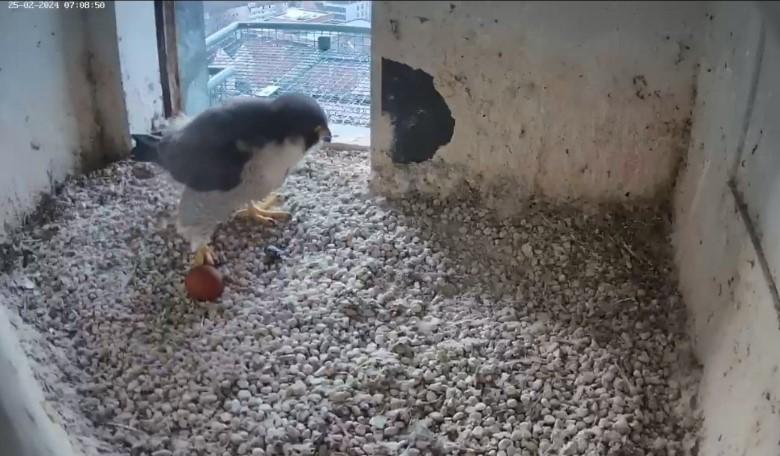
[315,125,332,143]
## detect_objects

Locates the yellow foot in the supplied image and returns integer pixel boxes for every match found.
[234,193,291,225]
[193,245,216,267]
[258,192,282,210]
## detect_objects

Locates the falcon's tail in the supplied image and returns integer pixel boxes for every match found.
[130,134,162,163]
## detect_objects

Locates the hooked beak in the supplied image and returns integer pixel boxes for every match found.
[317,126,332,143]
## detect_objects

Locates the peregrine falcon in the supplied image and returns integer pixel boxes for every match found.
[130,93,331,266]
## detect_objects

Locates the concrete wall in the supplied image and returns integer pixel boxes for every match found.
[81,5,133,169]
[673,2,780,455]
[0,2,163,239]
[370,1,706,210]
[0,8,104,238]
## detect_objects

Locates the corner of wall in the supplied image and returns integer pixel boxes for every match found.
[80,4,132,171]
[672,2,780,454]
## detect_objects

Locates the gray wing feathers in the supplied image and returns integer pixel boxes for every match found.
[157,100,274,192]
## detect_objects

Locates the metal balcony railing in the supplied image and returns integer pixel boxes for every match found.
[206,21,371,127]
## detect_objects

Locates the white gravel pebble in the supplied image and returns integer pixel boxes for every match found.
[0,147,702,455]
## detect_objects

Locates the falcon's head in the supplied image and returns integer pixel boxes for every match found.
[273,93,332,150]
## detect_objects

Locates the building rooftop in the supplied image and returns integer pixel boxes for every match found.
[208,24,371,127]
[271,7,331,22]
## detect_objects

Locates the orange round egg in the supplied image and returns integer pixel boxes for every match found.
[185,265,224,302]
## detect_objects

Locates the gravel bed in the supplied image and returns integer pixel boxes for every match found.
[0,147,701,456]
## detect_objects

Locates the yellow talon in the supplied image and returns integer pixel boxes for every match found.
[234,193,290,225]
[257,192,281,210]
[193,245,216,266]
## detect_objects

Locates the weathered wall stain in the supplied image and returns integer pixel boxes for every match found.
[632,74,649,100]
[82,6,132,170]
[389,19,400,40]
[381,58,455,164]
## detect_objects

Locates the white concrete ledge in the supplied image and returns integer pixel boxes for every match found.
[330,123,370,150]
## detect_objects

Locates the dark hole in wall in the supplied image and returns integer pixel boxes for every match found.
[381,58,455,164]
